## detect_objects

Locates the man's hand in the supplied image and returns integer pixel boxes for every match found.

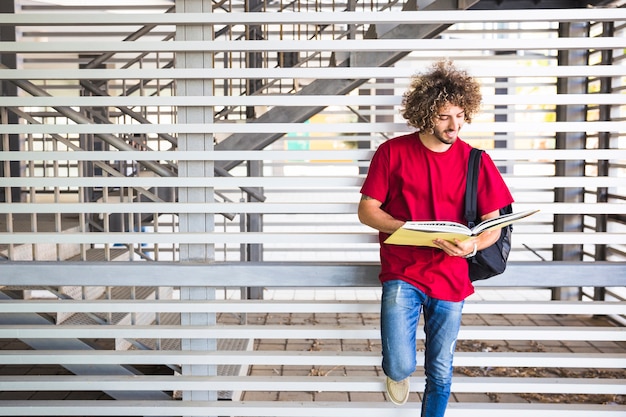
[433,238,478,258]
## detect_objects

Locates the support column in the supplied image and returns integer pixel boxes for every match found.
[553,21,588,301]
[593,21,614,302]
[245,0,263,119]
[175,0,216,408]
[0,0,20,203]
[493,48,516,175]
[243,159,264,300]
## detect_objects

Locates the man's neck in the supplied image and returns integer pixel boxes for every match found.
[418,132,453,153]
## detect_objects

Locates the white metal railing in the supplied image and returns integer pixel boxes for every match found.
[2,66,626,80]
[3,37,624,54]
[1,92,625,106]
[0,121,624,134]
[1,8,622,25]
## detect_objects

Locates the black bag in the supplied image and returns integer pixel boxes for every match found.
[464,148,512,282]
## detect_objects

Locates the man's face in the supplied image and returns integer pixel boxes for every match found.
[431,103,465,145]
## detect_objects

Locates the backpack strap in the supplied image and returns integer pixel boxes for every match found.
[464,148,483,228]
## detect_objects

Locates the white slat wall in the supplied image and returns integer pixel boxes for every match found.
[0,5,625,417]
[0,8,624,263]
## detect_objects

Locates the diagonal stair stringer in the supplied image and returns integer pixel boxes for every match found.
[0,291,172,401]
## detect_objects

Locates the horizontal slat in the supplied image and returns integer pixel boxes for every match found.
[1,232,623,246]
[7,401,626,417]
[3,37,623,53]
[0,202,362,214]
[0,299,384,314]
[0,375,622,394]
[0,325,622,341]
[1,177,362,188]
[1,66,625,80]
[0,121,620,135]
[1,202,623,215]
[1,149,625,162]
[0,261,623,288]
[3,121,410,135]
[0,300,622,316]
[0,9,620,26]
[1,176,625,189]
[0,176,623,189]
[466,300,626,315]
[1,93,624,107]
[0,350,623,369]
[0,401,622,417]
[0,231,375,245]
[0,150,376,161]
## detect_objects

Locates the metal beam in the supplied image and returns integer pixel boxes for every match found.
[0,261,623,288]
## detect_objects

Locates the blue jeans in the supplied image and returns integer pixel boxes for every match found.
[380,280,464,417]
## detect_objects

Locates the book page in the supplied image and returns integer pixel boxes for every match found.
[403,221,472,235]
[471,209,540,235]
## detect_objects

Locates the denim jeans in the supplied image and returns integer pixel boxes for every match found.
[380,279,464,417]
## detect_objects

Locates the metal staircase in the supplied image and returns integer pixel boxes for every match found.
[1,0,481,244]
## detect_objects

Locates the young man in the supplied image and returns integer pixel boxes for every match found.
[358,60,513,416]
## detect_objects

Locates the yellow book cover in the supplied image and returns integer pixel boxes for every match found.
[384,209,539,247]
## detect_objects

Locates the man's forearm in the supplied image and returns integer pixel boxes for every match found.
[358,195,404,234]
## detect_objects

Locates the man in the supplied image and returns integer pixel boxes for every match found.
[358,60,513,416]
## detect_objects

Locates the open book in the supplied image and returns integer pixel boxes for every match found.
[384,209,539,247]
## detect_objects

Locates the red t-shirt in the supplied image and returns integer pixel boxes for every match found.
[360,132,514,301]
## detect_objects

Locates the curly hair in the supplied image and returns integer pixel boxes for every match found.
[401,59,482,133]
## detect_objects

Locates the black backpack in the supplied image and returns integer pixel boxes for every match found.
[464,148,512,282]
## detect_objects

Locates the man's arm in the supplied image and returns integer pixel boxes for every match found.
[357,194,405,235]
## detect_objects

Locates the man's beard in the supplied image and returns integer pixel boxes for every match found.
[433,128,458,145]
